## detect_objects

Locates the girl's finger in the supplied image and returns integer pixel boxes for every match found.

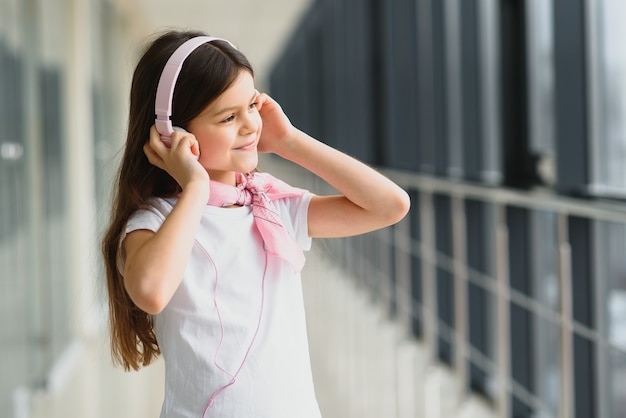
[170,130,200,159]
[143,142,165,170]
[254,90,263,111]
[255,91,271,111]
[190,138,200,158]
[149,124,169,156]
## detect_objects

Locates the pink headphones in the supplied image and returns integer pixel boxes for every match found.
[154,36,236,145]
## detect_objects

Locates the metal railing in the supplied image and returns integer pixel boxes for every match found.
[273,158,626,418]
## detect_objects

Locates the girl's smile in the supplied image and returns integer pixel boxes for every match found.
[187,70,261,185]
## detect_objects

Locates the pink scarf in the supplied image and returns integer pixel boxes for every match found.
[207,172,307,272]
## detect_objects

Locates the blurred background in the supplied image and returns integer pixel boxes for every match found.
[1,0,626,417]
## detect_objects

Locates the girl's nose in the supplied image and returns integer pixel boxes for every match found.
[240,111,261,135]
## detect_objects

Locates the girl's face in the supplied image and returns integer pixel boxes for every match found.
[187,70,261,185]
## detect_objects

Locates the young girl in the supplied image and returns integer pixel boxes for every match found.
[102,29,410,418]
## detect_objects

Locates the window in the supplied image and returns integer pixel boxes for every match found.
[588,0,626,197]
[0,36,31,418]
[525,0,556,186]
[460,0,501,184]
[594,221,626,417]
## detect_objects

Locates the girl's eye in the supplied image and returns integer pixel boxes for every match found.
[249,102,258,110]
[221,115,235,123]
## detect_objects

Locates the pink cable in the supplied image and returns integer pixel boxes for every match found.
[197,240,268,418]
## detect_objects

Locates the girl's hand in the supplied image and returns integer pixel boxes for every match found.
[255,92,297,155]
[143,125,209,190]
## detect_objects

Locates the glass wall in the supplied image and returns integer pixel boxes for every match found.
[595,221,626,417]
[0,3,33,412]
[270,0,626,416]
[0,0,127,416]
[589,0,626,197]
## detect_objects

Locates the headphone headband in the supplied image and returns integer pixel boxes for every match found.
[154,36,236,140]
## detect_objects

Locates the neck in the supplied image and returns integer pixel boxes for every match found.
[207,171,238,187]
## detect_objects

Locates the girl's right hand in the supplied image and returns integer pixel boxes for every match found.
[124,126,210,315]
[143,125,209,191]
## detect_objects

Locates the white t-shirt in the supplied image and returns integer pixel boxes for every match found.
[120,188,321,418]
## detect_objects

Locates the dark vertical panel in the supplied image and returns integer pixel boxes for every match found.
[573,335,595,418]
[432,0,449,175]
[306,11,325,141]
[369,0,386,166]
[416,0,449,175]
[289,31,310,133]
[335,0,376,163]
[553,0,589,195]
[378,0,419,170]
[507,206,534,415]
[460,0,483,181]
[270,6,326,144]
[465,199,490,395]
[468,283,489,393]
[512,395,534,418]
[434,194,454,364]
[320,0,340,149]
[569,216,595,417]
[408,189,423,337]
[466,200,486,273]
[388,225,398,318]
[268,56,285,105]
[500,0,531,188]
[269,43,294,123]
[330,0,348,151]
[507,206,531,295]
[416,0,435,173]
[569,216,593,326]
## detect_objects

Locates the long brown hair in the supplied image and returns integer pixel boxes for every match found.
[102,29,254,371]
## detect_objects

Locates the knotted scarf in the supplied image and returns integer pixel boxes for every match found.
[206,172,307,272]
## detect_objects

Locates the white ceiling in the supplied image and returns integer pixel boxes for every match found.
[126,0,313,89]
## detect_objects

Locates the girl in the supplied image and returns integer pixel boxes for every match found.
[102,29,410,418]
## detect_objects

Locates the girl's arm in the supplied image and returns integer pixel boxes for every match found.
[122,127,208,314]
[256,94,410,238]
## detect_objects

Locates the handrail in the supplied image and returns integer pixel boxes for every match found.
[382,168,626,223]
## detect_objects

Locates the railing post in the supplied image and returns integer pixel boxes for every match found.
[558,213,574,418]
[420,190,438,363]
[495,203,511,418]
[452,194,468,398]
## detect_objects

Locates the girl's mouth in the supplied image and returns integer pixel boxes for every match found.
[236,141,256,151]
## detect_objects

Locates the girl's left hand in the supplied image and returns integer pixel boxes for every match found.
[255,92,297,155]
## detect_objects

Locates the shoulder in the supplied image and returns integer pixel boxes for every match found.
[126,197,177,233]
[137,196,176,217]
